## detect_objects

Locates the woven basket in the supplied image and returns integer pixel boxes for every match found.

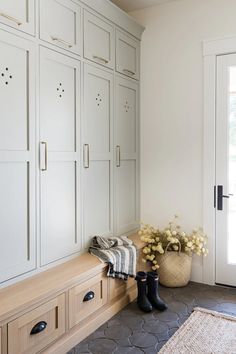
[156,241,192,287]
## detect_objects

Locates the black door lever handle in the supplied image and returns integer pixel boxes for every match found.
[217,185,233,210]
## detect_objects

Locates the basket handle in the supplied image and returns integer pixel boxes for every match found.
[165,239,182,254]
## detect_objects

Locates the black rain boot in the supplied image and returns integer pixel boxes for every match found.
[135,271,153,312]
[147,272,168,311]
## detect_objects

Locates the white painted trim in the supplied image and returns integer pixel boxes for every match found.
[203,35,236,284]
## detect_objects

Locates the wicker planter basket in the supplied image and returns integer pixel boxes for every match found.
[156,241,192,287]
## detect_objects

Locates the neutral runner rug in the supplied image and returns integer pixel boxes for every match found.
[159,307,236,354]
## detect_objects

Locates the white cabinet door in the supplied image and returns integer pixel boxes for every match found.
[84,10,114,69]
[39,47,81,266]
[83,64,113,248]
[116,30,140,80]
[0,31,36,283]
[40,0,81,55]
[0,0,35,35]
[114,76,139,235]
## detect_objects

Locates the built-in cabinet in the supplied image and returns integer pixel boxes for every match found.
[114,76,139,235]
[0,0,143,286]
[0,30,36,283]
[0,0,35,35]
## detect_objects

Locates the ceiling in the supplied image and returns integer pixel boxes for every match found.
[110,0,176,12]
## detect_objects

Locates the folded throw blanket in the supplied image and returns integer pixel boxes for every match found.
[89,236,137,280]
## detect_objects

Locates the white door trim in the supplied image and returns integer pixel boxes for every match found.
[203,35,236,284]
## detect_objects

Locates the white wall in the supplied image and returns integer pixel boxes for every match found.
[130,0,236,282]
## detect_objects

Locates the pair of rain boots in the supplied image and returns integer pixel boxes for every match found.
[135,271,167,312]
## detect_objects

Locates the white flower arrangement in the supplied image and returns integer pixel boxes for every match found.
[139,215,208,271]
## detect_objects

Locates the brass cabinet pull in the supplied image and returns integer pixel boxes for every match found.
[0,12,22,25]
[51,36,73,48]
[40,142,48,171]
[123,68,135,76]
[84,144,90,168]
[116,145,121,167]
[93,55,109,64]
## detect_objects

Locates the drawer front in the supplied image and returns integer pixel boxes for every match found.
[84,10,114,69]
[109,277,135,301]
[8,294,66,354]
[40,0,81,55]
[69,272,108,329]
[116,30,140,80]
[0,0,35,35]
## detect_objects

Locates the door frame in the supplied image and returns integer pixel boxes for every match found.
[203,35,236,285]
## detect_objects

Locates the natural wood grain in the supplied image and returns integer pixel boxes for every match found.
[8,294,65,354]
[0,253,105,323]
[42,287,137,354]
[69,272,108,329]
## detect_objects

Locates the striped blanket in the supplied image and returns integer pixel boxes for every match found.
[89,236,137,280]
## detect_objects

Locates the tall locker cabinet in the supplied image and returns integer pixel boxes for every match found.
[0,31,36,283]
[82,64,113,248]
[114,76,139,235]
[39,47,81,266]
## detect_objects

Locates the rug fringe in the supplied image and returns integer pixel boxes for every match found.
[194,307,236,322]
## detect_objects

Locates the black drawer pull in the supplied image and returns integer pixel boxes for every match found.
[83,291,95,302]
[30,321,47,335]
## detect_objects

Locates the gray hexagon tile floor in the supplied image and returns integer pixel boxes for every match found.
[68,282,236,354]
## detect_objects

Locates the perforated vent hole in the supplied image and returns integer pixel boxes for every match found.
[1,67,13,85]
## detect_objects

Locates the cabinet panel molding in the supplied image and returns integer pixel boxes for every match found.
[40,0,81,55]
[116,30,140,80]
[8,294,66,354]
[0,0,35,35]
[69,272,108,329]
[84,10,115,69]
[39,47,81,266]
[0,30,36,284]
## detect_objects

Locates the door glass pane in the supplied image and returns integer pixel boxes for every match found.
[228,67,236,264]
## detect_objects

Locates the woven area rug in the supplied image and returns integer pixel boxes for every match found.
[159,307,236,354]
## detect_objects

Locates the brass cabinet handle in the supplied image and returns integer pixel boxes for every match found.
[116,145,121,167]
[93,55,109,64]
[123,68,135,76]
[0,12,22,25]
[84,144,90,168]
[51,36,73,48]
[40,142,48,171]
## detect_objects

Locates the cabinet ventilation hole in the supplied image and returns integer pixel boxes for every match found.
[96,93,102,106]
[1,67,13,85]
[56,83,65,98]
[124,101,130,113]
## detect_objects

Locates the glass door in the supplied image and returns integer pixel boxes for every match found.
[216,53,236,286]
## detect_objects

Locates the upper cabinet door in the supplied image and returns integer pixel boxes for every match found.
[82,64,114,248]
[39,47,81,266]
[114,76,139,235]
[116,30,140,80]
[84,10,114,69]
[0,0,35,35]
[0,30,36,283]
[40,0,81,55]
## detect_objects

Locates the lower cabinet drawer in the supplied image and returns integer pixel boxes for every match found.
[69,272,108,329]
[8,294,66,354]
[109,277,135,301]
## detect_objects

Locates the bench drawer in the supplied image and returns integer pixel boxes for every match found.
[69,272,108,329]
[109,277,135,301]
[8,294,65,354]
